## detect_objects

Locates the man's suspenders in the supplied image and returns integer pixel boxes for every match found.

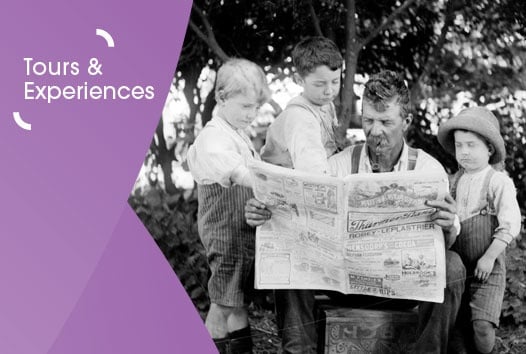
[408,147,418,170]
[350,144,363,174]
[349,143,418,174]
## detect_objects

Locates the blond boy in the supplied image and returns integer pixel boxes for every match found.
[187,58,270,354]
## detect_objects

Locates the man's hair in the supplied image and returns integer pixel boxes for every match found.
[363,70,411,118]
[215,58,271,105]
[292,36,343,77]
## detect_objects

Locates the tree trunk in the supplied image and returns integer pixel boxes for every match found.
[181,67,201,132]
[340,54,359,130]
[201,86,216,127]
[154,67,201,195]
[338,0,360,141]
[154,117,177,195]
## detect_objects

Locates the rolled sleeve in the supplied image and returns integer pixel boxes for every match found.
[187,128,247,187]
[491,173,522,245]
[285,108,329,174]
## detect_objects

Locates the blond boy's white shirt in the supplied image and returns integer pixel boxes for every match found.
[455,165,521,245]
[187,115,258,188]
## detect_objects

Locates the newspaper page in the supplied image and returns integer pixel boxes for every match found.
[250,160,348,293]
[249,160,448,303]
[343,171,447,303]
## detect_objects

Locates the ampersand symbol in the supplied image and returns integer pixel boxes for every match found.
[88,58,103,75]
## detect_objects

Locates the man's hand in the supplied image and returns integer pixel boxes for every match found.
[426,194,459,248]
[245,198,272,227]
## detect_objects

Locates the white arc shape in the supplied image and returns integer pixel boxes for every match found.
[96,28,115,47]
[13,112,32,131]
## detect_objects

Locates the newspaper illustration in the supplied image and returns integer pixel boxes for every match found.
[250,160,448,303]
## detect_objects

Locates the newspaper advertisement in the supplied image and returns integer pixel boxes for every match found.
[250,160,448,303]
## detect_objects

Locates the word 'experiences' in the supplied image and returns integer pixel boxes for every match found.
[23,58,155,103]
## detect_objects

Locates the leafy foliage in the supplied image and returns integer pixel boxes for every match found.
[503,237,526,325]
[128,185,210,318]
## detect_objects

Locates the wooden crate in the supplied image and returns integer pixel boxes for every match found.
[317,302,418,354]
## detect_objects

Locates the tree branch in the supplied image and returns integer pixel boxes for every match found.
[190,3,229,62]
[411,0,462,100]
[418,0,458,82]
[307,0,323,36]
[361,0,419,48]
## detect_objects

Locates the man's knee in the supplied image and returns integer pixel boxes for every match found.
[445,251,466,290]
[473,320,495,353]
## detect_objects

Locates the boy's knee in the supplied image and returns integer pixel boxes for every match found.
[229,306,248,318]
[211,303,235,317]
[212,303,247,316]
[473,320,495,354]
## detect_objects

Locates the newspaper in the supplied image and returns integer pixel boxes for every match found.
[249,160,448,303]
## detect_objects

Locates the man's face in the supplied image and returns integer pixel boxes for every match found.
[295,65,341,106]
[362,98,410,158]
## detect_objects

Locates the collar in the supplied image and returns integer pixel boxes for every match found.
[208,115,258,157]
[289,95,333,113]
[361,141,410,173]
[463,165,492,177]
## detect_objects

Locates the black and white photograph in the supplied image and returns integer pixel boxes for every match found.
[129,1,526,353]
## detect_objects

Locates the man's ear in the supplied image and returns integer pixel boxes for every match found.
[217,90,226,104]
[293,73,304,86]
[403,114,413,132]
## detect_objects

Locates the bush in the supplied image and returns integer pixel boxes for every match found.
[128,185,210,318]
[503,236,526,325]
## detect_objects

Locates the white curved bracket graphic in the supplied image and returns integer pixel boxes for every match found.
[96,28,115,48]
[13,112,32,131]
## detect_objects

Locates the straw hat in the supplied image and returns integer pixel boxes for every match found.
[437,107,506,164]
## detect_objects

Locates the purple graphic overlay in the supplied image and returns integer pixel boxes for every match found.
[0,1,216,353]
[48,206,214,354]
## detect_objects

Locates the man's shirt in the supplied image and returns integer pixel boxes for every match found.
[328,141,446,177]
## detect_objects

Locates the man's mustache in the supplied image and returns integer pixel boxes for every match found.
[367,136,385,149]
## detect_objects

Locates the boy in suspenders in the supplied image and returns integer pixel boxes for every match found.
[438,107,521,353]
[259,37,343,354]
[260,36,343,174]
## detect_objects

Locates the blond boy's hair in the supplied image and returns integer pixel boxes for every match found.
[215,58,271,105]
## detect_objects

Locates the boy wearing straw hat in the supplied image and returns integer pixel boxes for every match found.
[438,106,522,353]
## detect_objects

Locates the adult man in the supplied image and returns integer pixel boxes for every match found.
[245,70,466,354]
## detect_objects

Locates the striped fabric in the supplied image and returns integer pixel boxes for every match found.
[197,183,255,307]
[451,168,505,326]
